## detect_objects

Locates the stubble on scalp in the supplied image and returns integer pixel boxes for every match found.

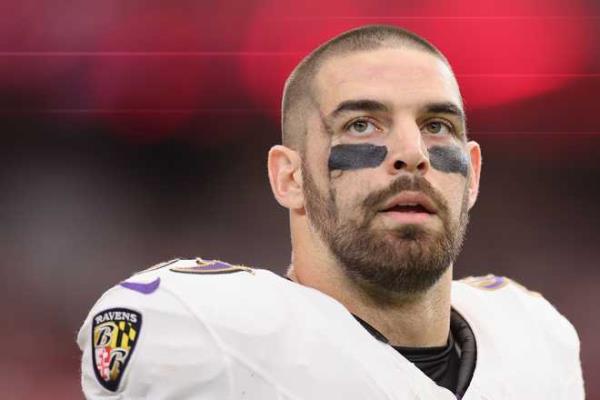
[281,25,453,152]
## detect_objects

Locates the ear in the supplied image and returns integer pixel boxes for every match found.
[268,145,304,210]
[466,141,482,209]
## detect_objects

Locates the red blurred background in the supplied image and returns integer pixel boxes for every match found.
[1,0,599,398]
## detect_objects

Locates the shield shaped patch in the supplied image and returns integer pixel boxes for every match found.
[91,308,142,392]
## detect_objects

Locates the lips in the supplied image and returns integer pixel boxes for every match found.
[379,192,437,215]
[385,204,431,213]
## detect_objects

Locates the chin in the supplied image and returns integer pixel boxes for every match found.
[336,228,453,295]
[385,223,438,243]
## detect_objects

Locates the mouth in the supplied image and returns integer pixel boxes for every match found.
[378,192,437,223]
[383,204,432,213]
[380,192,437,213]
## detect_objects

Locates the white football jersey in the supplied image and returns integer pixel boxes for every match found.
[78,258,584,399]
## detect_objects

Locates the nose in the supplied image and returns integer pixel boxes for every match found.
[385,121,430,176]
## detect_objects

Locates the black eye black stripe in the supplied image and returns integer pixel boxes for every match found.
[328,144,388,171]
[328,144,468,177]
[428,146,469,177]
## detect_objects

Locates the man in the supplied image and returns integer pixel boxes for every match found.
[78,25,584,399]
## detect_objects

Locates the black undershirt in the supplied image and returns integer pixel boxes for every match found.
[393,331,460,392]
[354,309,476,398]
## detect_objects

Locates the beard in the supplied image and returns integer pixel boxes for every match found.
[303,165,469,298]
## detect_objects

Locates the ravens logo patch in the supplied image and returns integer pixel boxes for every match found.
[91,308,142,392]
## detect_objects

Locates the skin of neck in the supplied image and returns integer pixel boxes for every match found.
[287,211,452,348]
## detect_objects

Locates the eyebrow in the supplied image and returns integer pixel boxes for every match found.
[328,99,390,119]
[422,101,465,123]
[328,99,464,121]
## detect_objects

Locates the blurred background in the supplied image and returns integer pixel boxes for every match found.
[1,0,599,398]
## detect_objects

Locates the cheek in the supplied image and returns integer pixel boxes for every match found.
[425,169,468,212]
[330,174,377,214]
[439,177,469,221]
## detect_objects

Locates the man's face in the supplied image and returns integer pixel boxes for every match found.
[301,47,479,295]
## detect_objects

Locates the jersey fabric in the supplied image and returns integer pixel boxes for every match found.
[355,310,470,395]
[77,258,584,399]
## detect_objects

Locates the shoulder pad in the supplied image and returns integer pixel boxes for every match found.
[169,257,254,275]
[460,274,542,297]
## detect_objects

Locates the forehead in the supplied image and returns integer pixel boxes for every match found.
[313,47,461,111]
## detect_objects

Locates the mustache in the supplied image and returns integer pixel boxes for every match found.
[362,175,449,215]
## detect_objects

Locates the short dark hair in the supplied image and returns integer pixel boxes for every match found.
[281,24,451,150]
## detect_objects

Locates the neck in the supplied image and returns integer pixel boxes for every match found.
[289,219,452,347]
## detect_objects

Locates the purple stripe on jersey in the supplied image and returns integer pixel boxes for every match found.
[192,261,232,271]
[483,276,505,289]
[120,277,160,294]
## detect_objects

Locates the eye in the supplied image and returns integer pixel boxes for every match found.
[346,119,378,136]
[422,120,454,135]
